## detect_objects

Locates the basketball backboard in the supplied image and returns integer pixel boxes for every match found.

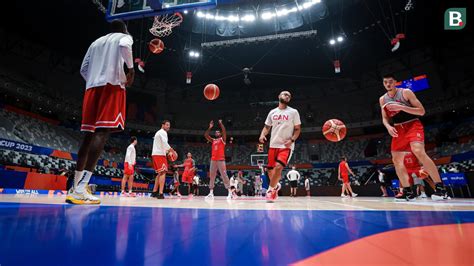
[251,154,268,167]
[106,0,217,21]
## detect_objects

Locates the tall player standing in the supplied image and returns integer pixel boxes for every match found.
[66,20,134,205]
[259,91,301,202]
[380,74,447,201]
[204,120,233,199]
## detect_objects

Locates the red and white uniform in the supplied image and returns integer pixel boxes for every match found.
[182,158,196,183]
[123,144,136,175]
[152,129,171,174]
[80,32,133,133]
[264,106,301,168]
[403,152,429,181]
[211,138,226,161]
[339,161,349,183]
[381,88,424,152]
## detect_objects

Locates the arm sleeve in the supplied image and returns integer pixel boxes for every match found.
[119,35,133,68]
[125,146,133,164]
[293,110,302,126]
[160,132,171,151]
[264,111,273,127]
[120,46,133,69]
[80,46,92,80]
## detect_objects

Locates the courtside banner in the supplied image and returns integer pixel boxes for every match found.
[442,173,468,186]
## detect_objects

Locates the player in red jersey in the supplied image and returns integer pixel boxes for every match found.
[338,157,357,198]
[174,152,196,196]
[204,120,233,199]
[380,74,447,201]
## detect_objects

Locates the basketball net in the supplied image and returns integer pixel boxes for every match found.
[149,13,183,37]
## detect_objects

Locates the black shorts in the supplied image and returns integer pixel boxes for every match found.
[290,180,298,188]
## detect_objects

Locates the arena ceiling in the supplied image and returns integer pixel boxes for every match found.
[2,0,472,95]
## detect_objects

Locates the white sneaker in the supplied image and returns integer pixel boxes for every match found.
[341,194,346,198]
[351,193,358,197]
[206,192,214,198]
[227,192,233,199]
[66,190,100,205]
[421,192,427,198]
[84,191,100,202]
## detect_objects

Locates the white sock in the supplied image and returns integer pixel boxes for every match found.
[209,189,214,194]
[76,170,93,193]
[73,170,84,190]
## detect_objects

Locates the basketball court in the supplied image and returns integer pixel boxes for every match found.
[1,194,473,265]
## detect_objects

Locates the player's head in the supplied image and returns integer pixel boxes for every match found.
[292,166,296,170]
[110,19,129,34]
[130,136,137,145]
[341,156,347,161]
[278,91,292,104]
[187,152,192,158]
[382,74,397,92]
[215,130,221,138]
[161,120,171,131]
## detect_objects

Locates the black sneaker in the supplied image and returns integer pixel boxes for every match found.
[151,191,158,198]
[395,188,416,201]
[432,183,448,201]
[157,194,165,199]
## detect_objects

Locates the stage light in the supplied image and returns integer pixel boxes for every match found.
[337,36,344,42]
[183,10,188,14]
[241,14,256,22]
[329,39,336,45]
[197,11,204,17]
[205,13,214,20]
[261,12,274,20]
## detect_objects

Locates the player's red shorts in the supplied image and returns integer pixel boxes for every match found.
[81,83,126,133]
[152,155,168,174]
[391,119,424,152]
[341,173,349,184]
[182,170,194,183]
[124,162,134,175]
[267,148,292,168]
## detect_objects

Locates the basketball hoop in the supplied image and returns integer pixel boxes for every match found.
[149,12,183,37]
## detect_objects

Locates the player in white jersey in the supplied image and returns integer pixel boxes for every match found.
[121,136,137,197]
[152,120,174,199]
[259,91,301,201]
[66,20,134,205]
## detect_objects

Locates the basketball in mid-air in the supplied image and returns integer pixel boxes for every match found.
[149,38,165,54]
[203,84,220,101]
[322,119,347,142]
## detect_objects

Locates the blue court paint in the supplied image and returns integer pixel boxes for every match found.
[0,203,473,265]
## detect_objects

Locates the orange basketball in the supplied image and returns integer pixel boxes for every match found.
[203,84,220,101]
[167,148,178,162]
[322,119,347,142]
[149,38,164,54]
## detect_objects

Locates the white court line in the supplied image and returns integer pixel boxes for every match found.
[316,199,376,210]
